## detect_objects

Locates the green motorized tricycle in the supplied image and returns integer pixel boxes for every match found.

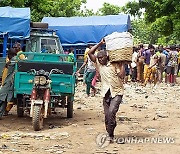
[14,52,76,131]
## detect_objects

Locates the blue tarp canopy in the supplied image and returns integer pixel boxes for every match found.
[42,14,131,45]
[0,7,30,39]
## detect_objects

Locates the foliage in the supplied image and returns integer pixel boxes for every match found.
[132,18,180,45]
[122,1,142,18]
[123,0,180,44]
[99,2,121,15]
[131,19,158,45]
[78,8,98,17]
[139,0,180,44]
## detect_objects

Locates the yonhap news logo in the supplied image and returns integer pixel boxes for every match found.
[96,133,175,148]
[96,133,110,148]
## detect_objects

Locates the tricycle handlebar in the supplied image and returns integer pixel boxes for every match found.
[28,68,64,76]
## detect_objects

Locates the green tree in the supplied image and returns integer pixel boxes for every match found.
[0,0,24,7]
[131,19,160,45]
[122,0,180,44]
[139,0,180,44]
[99,2,121,15]
[79,9,97,16]
[122,1,142,18]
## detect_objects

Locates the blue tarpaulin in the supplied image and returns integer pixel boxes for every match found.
[0,7,30,39]
[42,14,131,45]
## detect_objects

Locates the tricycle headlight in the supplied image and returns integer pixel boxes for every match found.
[34,76,40,85]
[39,76,47,85]
[34,76,47,85]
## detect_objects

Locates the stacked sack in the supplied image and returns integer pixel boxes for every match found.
[104,32,133,62]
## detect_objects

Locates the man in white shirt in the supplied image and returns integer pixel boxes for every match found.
[88,39,125,142]
[131,47,138,82]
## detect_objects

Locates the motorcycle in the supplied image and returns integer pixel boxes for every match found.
[14,52,76,131]
[29,68,63,131]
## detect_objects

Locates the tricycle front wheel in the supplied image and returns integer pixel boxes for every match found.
[32,105,44,131]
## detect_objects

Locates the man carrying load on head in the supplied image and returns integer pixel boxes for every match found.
[88,38,125,143]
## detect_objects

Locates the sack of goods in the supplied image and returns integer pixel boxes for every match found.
[105,32,133,62]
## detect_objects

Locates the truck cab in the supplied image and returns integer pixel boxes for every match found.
[26,23,64,54]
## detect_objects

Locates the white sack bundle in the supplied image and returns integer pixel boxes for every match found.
[104,32,133,62]
[105,32,133,51]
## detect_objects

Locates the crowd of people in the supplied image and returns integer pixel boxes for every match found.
[80,44,180,97]
[129,44,180,87]
[79,44,180,98]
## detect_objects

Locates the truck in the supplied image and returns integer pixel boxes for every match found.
[42,14,132,74]
[0,7,64,81]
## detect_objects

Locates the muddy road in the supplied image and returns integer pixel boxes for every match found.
[0,81,180,154]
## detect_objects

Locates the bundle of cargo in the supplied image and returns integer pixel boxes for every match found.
[104,32,133,62]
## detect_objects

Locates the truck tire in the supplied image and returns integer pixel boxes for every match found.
[17,98,24,117]
[32,105,44,131]
[30,22,48,29]
[67,101,73,118]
